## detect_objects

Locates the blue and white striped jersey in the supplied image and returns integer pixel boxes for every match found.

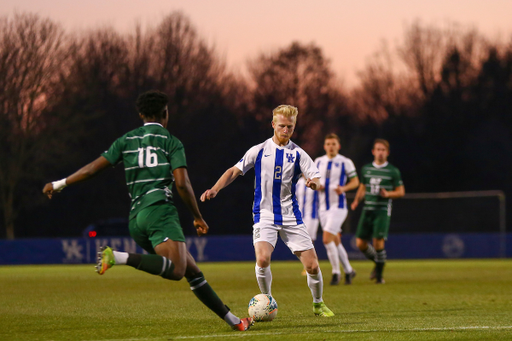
[314,154,357,211]
[296,176,319,221]
[236,138,320,225]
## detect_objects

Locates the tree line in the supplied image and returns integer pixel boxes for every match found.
[1,12,511,239]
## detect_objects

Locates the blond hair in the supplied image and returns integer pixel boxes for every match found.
[272,104,298,123]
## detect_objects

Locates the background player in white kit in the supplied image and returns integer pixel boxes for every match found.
[315,134,359,285]
[201,105,334,317]
[296,176,319,243]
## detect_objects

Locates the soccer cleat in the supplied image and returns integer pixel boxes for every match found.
[369,266,376,280]
[376,278,386,284]
[96,246,115,275]
[313,302,334,317]
[329,273,340,285]
[344,270,357,285]
[232,317,254,331]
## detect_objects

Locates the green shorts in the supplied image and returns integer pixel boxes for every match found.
[129,202,186,254]
[355,208,391,240]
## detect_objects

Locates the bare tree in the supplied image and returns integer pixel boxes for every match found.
[248,42,348,154]
[0,13,70,239]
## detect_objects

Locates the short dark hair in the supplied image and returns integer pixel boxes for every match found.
[136,90,169,119]
[373,138,390,150]
[325,133,340,143]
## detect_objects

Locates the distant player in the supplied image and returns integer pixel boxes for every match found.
[351,139,405,284]
[42,90,253,331]
[315,134,359,285]
[296,176,319,243]
[201,105,334,317]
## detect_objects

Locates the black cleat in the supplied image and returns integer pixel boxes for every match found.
[330,273,340,285]
[376,278,385,284]
[344,270,356,285]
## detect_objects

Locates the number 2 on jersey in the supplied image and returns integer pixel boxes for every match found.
[274,165,282,179]
[138,147,158,168]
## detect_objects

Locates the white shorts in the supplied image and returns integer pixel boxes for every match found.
[303,218,319,242]
[319,208,348,235]
[253,222,314,254]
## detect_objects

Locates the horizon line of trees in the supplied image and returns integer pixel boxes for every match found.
[1,11,511,239]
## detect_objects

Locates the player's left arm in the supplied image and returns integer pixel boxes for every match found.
[173,167,209,236]
[335,159,359,195]
[380,168,405,199]
[336,176,360,195]
[42,156,112,199]
[306,177,321,190]
[380,185,405,199]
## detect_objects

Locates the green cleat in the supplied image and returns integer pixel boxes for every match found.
[313,302,334,317]
[96,246,115,275]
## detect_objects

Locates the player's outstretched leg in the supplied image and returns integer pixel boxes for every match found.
[184,252,253,331]
[96,246,115,275]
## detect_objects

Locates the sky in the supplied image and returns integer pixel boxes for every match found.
[2,0,512,86]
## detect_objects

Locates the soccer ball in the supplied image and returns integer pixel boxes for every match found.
[248,294,278,322]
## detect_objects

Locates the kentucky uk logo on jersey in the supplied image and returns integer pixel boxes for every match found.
[286,153,295,163]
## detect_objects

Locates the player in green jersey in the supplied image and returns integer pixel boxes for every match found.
[350,139,405,284]
[42,90,253,331]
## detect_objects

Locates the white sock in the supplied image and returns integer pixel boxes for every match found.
[223,311,241,326]
[255,264,272,295]
[337,243,353,274]
[324,242,341,275]
[113,251,128,265]
[307,269,323,303]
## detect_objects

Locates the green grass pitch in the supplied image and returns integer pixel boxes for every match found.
[1,259,511,340]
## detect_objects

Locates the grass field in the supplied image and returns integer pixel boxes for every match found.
[1,259,511,341]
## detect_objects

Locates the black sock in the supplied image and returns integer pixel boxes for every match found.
[126,253,175,279]
[363,244,377,262]
[375,249,387,280]
[187,272,229,319]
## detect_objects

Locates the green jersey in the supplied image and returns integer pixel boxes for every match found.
[101,123,187,219]
[361,162,403,212]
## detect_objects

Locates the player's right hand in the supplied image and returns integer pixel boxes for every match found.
[42,183,55,199]
[200,189,218,202]
[350,201,358,211]
[194,218,209,236]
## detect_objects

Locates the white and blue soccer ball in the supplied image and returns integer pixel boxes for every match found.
[248,294,278,322]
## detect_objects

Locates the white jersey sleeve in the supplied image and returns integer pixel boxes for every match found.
[235,144,262,175]
[299,150,320,180]
[345,158,357,178]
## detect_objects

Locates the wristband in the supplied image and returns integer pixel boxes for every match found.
[52,178,67,191]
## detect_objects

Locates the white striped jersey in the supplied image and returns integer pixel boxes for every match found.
[314,154,357,211]
[235,138,320,225]
[296,176,319,221]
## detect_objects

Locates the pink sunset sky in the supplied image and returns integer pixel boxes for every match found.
[3,0,512,86]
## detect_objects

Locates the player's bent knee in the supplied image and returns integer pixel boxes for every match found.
[256,257,271,268]
[356,238,367,250]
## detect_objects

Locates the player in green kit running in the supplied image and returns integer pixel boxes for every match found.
[42,90,253,331]
[350,139,405,284]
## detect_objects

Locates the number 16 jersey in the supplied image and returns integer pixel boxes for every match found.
[101,123,187,219]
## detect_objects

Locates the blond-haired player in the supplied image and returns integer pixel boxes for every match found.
[201,105,334,317]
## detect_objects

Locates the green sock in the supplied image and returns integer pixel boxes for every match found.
[375,249,387,280]
[126,254,175,279]
[187,272,230,319]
